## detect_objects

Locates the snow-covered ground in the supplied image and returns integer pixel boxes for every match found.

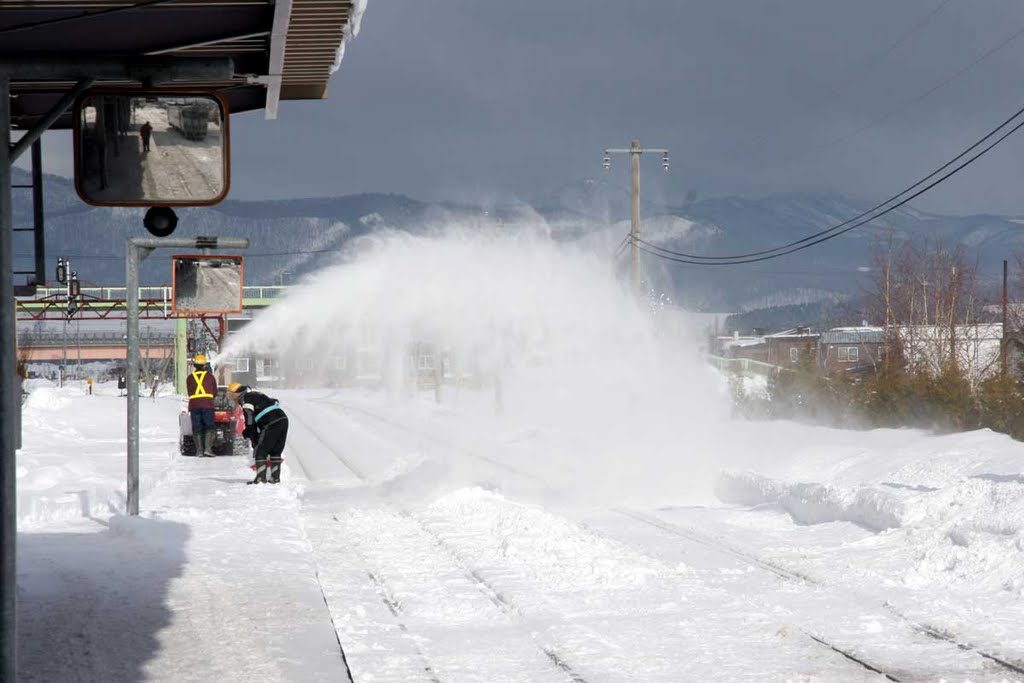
[15,380,1024,681]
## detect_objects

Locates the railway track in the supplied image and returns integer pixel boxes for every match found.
[614,508,1024,679]
[305,393,1024,680]
[288,405,591,683]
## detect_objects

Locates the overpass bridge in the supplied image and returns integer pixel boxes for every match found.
[16,285,288,321]
[18,330,175,363]
[17,285,288,388]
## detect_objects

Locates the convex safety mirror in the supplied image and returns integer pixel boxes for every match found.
[172,255,244,315]
[74,91,230,206]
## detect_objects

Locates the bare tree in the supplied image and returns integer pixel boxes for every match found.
[868,236,986,383]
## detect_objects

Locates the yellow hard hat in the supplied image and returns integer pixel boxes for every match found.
[227,381,247,394]
[194,354,207,365]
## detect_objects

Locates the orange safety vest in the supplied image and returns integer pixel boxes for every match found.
[189,371,214,399]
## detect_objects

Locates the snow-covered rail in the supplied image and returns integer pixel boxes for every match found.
[288,405,593,683]
[615,508,1024,680]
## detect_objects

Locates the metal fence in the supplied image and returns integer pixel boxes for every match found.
[19,331,175,347]
[29,285,288,303]
[708,355,785,377]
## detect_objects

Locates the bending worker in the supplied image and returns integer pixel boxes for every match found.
[186,354,218,457]
[227,382,288,484]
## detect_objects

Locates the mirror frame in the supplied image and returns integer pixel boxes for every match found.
[72,88,231,207]
[171,254,245,315]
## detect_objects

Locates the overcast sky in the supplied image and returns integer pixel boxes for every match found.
[25,0,1024,214]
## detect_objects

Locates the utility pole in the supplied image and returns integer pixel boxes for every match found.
[603,139,669,294]
[1003,259,1009,375]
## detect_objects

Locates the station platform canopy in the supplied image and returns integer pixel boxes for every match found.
[1,0,358,128]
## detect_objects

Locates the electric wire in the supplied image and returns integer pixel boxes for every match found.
[738,15,1024,178]
[826,0,954,98]
[636,108,1024,267]
[611,234,630,259]
[635,101,1024,264]
[741,0,955,156]
[800,21,1024,161]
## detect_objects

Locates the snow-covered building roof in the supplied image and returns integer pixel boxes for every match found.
[820,327,885,345]
[720,336,766,350]
[764,327,818,340]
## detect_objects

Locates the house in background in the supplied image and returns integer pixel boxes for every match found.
[764,327,820,367]
[895,323,1003,387]
[713,332,768,363]
[819,327,885,374]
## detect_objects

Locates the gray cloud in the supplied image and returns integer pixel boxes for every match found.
[26,1,1024,214]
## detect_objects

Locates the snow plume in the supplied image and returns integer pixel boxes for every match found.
[276,219,349,279]
[222,224,731,504]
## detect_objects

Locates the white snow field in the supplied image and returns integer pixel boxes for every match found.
[15,383,1024,681]
[15,230,1024,681]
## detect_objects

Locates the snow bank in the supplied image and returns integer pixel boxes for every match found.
[23,387,71,412]
[715,470,905,531]
[22,378,55,393]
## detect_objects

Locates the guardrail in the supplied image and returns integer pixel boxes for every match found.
[19,331,176,346]
[708,355,785,377]
[27,285,288,303]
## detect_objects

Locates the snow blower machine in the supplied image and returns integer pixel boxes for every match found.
[179,385,246,456]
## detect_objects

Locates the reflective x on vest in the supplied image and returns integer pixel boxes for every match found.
[189,371,214,399]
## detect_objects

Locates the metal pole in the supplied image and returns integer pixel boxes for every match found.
[61,302,67,387]
[0,72,19,683]
[630,139,641,294]
[1002,259,1009,374]
[126,241,142,516]
[126,236,249,515]
[31,139,44,287]
[175,317,187,395]
[9,79,94,164]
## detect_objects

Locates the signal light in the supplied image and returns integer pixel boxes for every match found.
[56,257,67,285]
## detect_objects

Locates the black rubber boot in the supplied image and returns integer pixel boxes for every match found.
[268,458,282,484]
[248,459,267,484]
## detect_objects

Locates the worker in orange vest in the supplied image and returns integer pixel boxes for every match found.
[186,354,218,457]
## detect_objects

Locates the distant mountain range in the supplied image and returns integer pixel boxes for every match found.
[13,169,1024,312]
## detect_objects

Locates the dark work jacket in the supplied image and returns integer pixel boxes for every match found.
[239,390,286,443]
[186,370,217,411]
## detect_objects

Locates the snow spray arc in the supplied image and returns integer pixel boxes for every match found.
[218,226,730,500]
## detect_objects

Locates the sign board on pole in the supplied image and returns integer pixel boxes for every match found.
[171,255,243,314]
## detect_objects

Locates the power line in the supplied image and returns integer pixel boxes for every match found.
[611,234,630,259]
[738,0,956,159]
[799,22,1024,161]
[738,16,1024,176]
[636,101,1024,265]
[826,0,954,98]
